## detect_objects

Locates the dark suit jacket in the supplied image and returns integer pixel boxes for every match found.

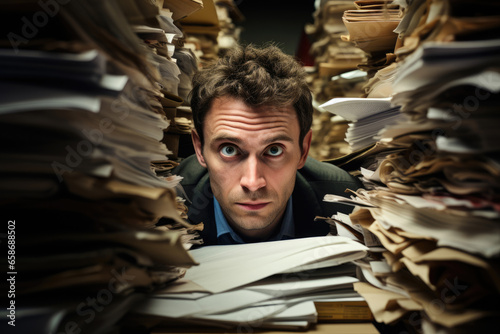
[171,155,363,246]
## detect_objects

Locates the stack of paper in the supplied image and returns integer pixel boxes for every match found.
[362,61,398,97]
[323,189,500,329]
[214,0,245,51]
[132,2,200,159]
[305,0,363,75]
[306,0,367,78]
[336,0,402,78]
[319,97,404,152]
[341,2,401,55]
[322,0,500,332]
[129,236,370,331]
[305,1,404,163]
[301,2,373,162]
[178,0,222,66]
[0,0,204,333]
[162,0,203,21]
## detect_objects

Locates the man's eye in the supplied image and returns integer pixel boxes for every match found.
[220,145,238,157]
[266,145,283,157]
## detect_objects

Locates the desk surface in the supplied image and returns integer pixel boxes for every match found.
[152,323,379,334]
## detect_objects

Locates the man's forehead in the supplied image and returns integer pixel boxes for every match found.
[209,96,297,117]
[204,97,300,146]
[206,108,298,133]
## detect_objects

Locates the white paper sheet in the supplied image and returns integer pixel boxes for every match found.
[184,236,368,293]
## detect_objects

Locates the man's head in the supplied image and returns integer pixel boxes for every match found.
[189,44,314,241]
[190,44,313,148]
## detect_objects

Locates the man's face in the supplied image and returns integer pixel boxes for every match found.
[192,96,312,241]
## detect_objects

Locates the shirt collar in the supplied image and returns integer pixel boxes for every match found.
[214,196,295,244]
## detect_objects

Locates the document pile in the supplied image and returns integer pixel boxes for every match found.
[129,236,370,331]
[303,1,369,161]
[342,3,401,53]
[213,0,245,51]
[311,1,404,162]
[0,1,205,333]
[341,0,401,73]
[306,0,367,77]
[323,0,500,332]
[320,97,404,152]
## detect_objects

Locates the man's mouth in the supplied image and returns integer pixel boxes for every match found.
[236,202,269,211]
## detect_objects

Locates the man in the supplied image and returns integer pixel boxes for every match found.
[172,44,362,245]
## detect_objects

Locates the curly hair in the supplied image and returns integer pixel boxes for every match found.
[189,44,313,147]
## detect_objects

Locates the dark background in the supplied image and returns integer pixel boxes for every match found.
[235,0,316,56]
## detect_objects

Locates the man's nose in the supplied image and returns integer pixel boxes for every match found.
[240,156,266,192]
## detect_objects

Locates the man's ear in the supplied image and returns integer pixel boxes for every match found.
[298,129,312,169]
[191,129,207,167]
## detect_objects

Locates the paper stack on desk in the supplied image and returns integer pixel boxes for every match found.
[130,236,370,330]
[322,0,500,332]
[0,1,203,333]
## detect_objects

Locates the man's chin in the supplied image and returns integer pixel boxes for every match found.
[236,224,274,242]
[228,213,282,241]
[235,220,270,231]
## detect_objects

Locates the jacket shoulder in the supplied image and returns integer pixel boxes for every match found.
[300,157,362,189]
[171,154,207,187]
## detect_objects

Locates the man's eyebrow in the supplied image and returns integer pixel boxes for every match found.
[211,135,242,145]
[211,134,294,145]
[263,134,294,145]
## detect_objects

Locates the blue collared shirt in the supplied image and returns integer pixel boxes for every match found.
[214,196,295,244]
